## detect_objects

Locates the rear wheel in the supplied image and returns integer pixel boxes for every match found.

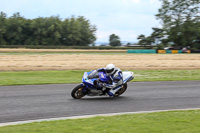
[114,83,127,97]
[71,85,86,99]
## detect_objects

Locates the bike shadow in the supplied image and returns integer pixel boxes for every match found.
[78,96,127,101]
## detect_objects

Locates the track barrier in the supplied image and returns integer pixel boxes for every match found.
[127,49,191,54]
[127,49,156,53]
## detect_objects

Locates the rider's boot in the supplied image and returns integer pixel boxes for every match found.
[107,85,122,96]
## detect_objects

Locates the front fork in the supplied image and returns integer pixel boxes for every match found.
[80,83,88,93]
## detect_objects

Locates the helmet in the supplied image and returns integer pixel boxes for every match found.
[106,64,115,74]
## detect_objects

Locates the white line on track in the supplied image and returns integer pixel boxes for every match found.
[0,108,200,127]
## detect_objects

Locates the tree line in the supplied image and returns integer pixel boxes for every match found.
[137,0,200,50]
[0,12,96,46]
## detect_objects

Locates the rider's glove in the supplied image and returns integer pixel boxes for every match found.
[99,82,106,87]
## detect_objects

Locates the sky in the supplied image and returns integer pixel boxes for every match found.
[0,0,162,43]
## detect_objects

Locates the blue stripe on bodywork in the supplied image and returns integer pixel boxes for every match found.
[124,76,131,82]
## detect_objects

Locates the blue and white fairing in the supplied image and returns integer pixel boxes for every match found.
[81,70,134,93]
[81,71,96,89]
[122,71,134,84]
[81,70,110,90]
[98,72,110,82]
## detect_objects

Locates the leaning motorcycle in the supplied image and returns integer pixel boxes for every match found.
[71,70,134,99]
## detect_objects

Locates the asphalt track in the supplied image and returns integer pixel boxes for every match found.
[0,81,200,123]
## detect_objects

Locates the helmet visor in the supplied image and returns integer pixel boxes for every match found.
[106,68,114,73]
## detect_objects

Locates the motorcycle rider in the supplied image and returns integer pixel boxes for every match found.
[87,64,123,96]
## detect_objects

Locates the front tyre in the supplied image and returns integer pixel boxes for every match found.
[71,84,86,99]
[114,83,127,97]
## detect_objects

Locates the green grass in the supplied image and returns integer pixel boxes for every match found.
[133,69,200,82]
[1,110,200,133]
[0,70,84,86]
[0,69,199,86]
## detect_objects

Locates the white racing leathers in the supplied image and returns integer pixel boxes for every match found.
[106,68,123,96]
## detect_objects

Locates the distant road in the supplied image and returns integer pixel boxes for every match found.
[0,81,200,123]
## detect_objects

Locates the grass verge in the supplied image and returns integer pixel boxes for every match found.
[0,69,200,86]
[0,110,200,133]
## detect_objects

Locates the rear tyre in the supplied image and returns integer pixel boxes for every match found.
[71,84,86,99]
[114,83,127,97]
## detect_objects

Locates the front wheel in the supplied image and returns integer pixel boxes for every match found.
[114,83,127,97]
[71,84,86,99]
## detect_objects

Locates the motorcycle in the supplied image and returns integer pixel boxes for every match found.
[71,70,134,99]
